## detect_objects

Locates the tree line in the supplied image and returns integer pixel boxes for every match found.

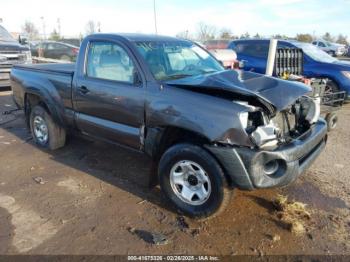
[21,20,101,41]
[21,20,349,46]
[177,23,349,46]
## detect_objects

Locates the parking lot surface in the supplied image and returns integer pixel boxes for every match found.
[0,90,349,255]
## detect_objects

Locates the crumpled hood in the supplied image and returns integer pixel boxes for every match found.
[165,70,311,111]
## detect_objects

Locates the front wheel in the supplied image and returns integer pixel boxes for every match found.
[158,143,231,218]
[30,105,66,150]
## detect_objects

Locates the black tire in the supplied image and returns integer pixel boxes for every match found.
[325,80,341,106]
[325,112,338,132]
[60,55,71,62]
[329,51,336,57]
[325,80,340,94]
[158,143,231,219]
[30,105,66,150]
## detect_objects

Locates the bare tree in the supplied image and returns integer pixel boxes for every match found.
[196,22,217,41]
[322,32,334,42]
[296,33,313,43]
[336,34,348,45]
[22,21,39,40]
[219,28,235,40]
[85,20,96,35]
[253,33,261,39]
[49,29,61,41]
[176,30,191,40]
[240,32,250,39]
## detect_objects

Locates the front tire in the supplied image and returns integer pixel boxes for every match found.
[30,105,66,150]
[158,143,231,218]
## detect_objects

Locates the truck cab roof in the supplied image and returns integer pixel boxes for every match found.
[87,33,184,43]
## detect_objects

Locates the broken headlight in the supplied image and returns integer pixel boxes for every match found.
[239,110,266,134]
[298,96,321,125]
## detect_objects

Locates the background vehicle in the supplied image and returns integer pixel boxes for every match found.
[60,38,82,47]
[0,25,31,88]
[31,41,79,62]
[208,49,237,69]
[203,39,231,50]
[11,34,327,218]
[228,39,350,99]
[311,40,346,57]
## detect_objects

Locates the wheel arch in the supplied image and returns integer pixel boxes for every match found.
[24,91,65,128]
[145,126,233,188]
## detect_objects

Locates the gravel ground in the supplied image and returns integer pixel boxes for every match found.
[0,90,349,255]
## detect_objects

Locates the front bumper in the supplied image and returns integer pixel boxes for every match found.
[0,66,11,88]
[206,119,328,190]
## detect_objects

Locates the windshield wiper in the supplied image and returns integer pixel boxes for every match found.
[201,69,218,74]
[163,74,193,80]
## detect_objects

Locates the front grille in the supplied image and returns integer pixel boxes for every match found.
[0,51,20,55]
[274,48,303,77]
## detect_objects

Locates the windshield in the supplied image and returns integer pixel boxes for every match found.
[0,25,15,42]
[292,42,337,63]
[135,40,224,80]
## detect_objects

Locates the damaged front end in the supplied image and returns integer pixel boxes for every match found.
[165,70,328,190]
[244,96,321,150]
[206,95,327,190]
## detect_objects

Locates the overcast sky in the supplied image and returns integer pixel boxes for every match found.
[1,0,350,38]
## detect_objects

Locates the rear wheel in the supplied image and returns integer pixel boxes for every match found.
[324,80,341,105]
[60,55,71,62]
[30,105,66,150]
[158,143,231,218]
[325,80,340,95]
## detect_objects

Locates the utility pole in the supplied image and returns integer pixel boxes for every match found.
[153,0,158,34]
[40,16,46,40]
[57,18,61,36]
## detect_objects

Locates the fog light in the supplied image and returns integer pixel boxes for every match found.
[264,160,279,175]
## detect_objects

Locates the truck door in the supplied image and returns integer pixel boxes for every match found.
[73,40,145,150]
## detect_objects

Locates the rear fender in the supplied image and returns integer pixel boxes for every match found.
[23,80,66,127]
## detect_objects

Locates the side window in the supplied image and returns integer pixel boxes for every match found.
[235,42,268,58]
[319,42,326,47]
[228,42,236,50]
[54,43,63,49]
[234,43,245,54]
[312,41,317,45]
[46,43,54,50]
[57,44,68,50]
[86,41,135,84]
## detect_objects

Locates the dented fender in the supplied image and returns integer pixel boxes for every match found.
[145,83,256,148]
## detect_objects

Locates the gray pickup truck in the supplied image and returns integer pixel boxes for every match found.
[0,25,31,88]
[11,33,328,218]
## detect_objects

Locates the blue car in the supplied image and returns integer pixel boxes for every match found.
[228,39,350,99]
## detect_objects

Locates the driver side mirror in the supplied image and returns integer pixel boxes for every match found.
[133,70,142,87]
[18,36,28,45]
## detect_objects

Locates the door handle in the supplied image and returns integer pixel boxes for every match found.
[78,86,89,94]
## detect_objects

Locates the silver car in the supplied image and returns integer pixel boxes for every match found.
[312,40,346,57]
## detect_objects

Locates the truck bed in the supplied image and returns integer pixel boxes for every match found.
[13,63,75,76]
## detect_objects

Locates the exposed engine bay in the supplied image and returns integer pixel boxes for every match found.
[240,96,321,149]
